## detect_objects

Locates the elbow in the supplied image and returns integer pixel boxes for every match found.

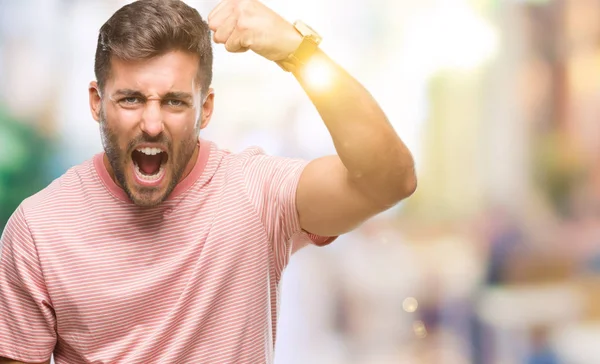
[393,169,417,203]
[350,158,417,210]
[402,171,417,199]
[390,143,417,203]
[387,163,417,206]
[369,167,417,210]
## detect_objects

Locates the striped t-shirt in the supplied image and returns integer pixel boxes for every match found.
[0,139,334,363]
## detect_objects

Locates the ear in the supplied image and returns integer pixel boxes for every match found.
[89,81,102,122]
[199,88,215,130]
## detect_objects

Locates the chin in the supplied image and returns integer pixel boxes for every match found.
[128,186,170,207]
[131,195,166,207]
[126,162,172,207]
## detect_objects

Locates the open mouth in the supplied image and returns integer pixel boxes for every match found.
[131,147,169,185]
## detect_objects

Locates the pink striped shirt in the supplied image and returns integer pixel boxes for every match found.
[0,140,334,363]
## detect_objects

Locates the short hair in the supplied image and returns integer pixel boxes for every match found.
[94,0,213,93]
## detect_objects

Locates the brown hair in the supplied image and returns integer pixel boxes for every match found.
[94,0,213,93]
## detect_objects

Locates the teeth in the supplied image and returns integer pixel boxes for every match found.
[134,162,165,181]
[137,147,163,156]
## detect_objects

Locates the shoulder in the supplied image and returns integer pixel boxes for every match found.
[19,157,97,225]
[208,142,267,176]
[221,144,268,166]
[193,140,310,195]
[219,144,306,174]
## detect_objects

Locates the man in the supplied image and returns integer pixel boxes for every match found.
[0,0,416,363]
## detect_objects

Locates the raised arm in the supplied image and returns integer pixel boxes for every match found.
[208,0,416,236]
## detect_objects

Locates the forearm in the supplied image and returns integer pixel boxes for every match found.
[293,50,417,206]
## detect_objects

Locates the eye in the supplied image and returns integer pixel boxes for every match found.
[119,97,143,106]
[165,99,187,107]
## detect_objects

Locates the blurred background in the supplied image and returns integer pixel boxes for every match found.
[1,0,600,363]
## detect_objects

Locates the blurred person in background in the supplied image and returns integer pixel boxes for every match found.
[0,0,416,364]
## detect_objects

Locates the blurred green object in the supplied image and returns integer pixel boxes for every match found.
[0,106,53,230]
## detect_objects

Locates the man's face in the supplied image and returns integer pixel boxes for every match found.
[89,50,214,207]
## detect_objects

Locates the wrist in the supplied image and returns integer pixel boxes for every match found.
[275,20,322,73]
[277,23,303,62]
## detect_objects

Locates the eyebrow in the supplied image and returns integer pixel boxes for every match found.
[164,91,194,102]
[112,89,194,101]
[113,89,144,98]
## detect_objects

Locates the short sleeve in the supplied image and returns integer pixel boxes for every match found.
[0,206,56,362]
[239,150,336,277]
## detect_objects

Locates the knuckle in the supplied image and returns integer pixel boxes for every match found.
[213,32,225,44]
[225,42,237,52]
[236,17,250,31]
[240,35,253,48]
[237,0,253,16]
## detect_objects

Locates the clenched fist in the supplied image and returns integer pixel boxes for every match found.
[207,0,303,62]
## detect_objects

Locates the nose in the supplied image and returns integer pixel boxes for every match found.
[140,100,164,137]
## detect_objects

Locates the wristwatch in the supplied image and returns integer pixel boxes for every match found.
[276,20,322,73]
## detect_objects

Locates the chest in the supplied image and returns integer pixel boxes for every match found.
[37,205,274,336]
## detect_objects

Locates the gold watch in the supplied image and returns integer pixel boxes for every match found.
[276,20,322,73]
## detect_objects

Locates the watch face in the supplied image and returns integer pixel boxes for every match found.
[295,21,322,43]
